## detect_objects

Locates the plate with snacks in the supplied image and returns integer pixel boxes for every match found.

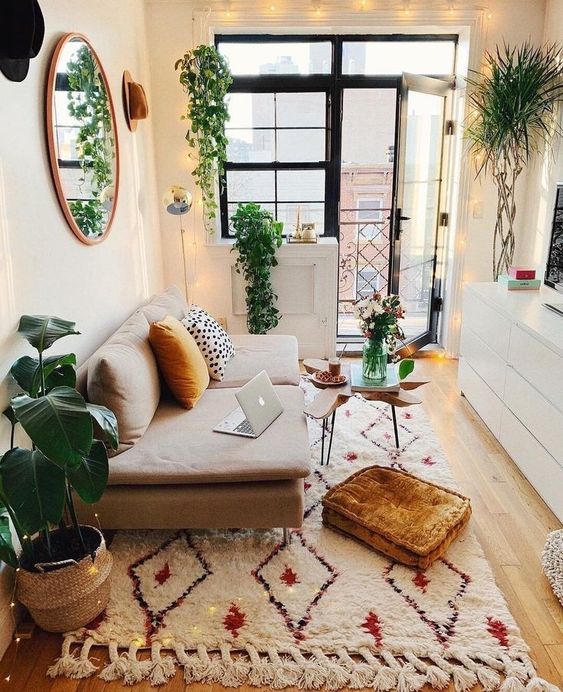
[311,370,348,387]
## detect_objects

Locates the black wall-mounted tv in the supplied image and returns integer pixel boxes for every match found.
[545,184,563,292]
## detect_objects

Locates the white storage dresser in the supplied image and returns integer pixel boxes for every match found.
[459,282,563,522]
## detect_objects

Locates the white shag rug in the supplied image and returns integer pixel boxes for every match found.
[542,530,563,607]
[48,379,560,690]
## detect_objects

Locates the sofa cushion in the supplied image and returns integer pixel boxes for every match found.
[140,285,189,324]
[182,306,235,381]
[149,316,210,409]
[208,334,300,389]
[87,311,160,453]
[107,386,310,485]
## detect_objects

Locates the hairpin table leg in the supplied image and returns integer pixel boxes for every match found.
[283,528,290,544]
[320,418,327,465]
[326,409,336,465]
[391,405,399,449]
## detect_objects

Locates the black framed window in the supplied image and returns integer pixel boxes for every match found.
[217,34,457,238]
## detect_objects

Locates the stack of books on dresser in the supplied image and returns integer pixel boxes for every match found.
[497,267,541,290]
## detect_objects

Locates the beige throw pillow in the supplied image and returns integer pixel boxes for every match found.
[87,311,160,453]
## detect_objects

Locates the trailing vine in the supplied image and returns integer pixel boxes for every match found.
[231,203,283,334]
[66,44,114,237]
[176,45,232,231]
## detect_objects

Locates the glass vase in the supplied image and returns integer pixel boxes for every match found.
[362,337,388,382]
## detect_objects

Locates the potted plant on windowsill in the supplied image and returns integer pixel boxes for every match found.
[0,316,118,633]
[231,202,284,335]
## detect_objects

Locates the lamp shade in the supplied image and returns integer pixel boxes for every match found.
[163,185,192,216]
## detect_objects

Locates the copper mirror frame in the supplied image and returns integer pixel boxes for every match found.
[46,33,120,245]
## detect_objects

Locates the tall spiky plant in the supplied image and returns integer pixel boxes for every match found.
[466,42,563,279]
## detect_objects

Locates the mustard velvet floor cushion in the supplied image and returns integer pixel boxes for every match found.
[322,465,471,568]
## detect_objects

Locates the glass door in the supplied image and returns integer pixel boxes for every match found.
[337,87,398,337]
[391,73,451,350]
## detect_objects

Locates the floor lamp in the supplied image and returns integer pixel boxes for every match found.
[162,185,193,303]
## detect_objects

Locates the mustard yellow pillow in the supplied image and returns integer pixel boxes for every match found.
[149,316,209,409]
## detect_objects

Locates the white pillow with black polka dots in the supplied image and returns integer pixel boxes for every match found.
[181,306,235,381]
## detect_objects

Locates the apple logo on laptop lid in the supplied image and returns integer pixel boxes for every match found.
[258,397,265,407]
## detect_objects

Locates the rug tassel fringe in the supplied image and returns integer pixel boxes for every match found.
[268,647,300,688]
[338,648,375,689]
[122,642,152,685]
[147,641,175,686]
[99,641,130,682]
[247,644,275,686]
[48,641,561,690]
[219,643,251,687]
[47,637,97,680]
[404,652,450,690]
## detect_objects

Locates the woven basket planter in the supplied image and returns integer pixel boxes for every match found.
[16,526,112,633]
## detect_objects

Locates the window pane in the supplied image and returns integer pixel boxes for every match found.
[227,170,275,202]
[278,202,325,236]
[226,129,275,162]
[218,42,332,76]
[227,93,274,128]
[276,92,326,127]
[277,170,325,201]
[277,129,325,162]
[342,41,455,75]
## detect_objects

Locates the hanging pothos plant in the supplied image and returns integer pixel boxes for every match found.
[66,45,114,238]
[231,203,283,334]
[176,45,233,231]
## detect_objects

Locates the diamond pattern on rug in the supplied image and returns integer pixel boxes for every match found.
[253,532,338,641]
[49,378,558,691]
[384,558,471,644]
[360,407,418,457]
[303,469,330,519]
[129,531,212,638]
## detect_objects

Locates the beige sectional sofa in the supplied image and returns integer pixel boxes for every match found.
[75,287,310,530]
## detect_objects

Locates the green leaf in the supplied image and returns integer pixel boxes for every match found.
[17,316,79,354]
[86,403,119,450]
[68,441,109,504]
[10,354,76,396]
[0,515,17,569]
[0,448,66,534]
[2,406,16,426]
[11,387,93,467]
[398,359,415,380]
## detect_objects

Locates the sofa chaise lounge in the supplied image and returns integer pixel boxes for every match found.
[75,287,310,532]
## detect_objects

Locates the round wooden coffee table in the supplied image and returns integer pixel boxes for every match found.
[303,358,428,465]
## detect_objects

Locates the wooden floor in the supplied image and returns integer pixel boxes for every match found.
[1,358,561,691]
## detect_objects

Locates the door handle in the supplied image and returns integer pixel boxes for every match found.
[394,209,410,240]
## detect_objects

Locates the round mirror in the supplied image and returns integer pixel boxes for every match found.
[46,33,119,244]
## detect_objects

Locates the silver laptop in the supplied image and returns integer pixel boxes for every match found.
[213,370,283,438]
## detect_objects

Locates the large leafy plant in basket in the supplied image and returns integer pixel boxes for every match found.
[0,316,118,572]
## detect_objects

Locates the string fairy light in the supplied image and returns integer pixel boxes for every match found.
[225,1,232,16]
[402,0,411,15]
[4,571,22,683]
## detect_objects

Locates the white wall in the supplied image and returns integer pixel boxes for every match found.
[0,0,164,656]
[519,0,563,273]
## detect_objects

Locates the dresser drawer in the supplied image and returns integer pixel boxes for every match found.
[458,359,504,437]
[499,408,563,522]
[509,325,563,413]
[462,289,511,360]
[504,367,563,465]
[460,326,507,398]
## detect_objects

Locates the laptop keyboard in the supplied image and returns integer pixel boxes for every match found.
[234,419,254,435]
